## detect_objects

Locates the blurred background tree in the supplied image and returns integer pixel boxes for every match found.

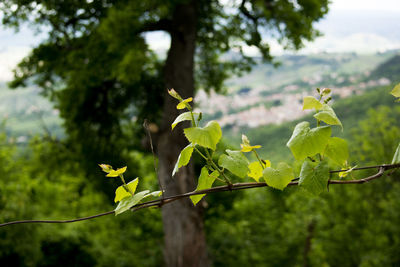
[0,0,330,266]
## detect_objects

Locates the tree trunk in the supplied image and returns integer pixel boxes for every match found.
[157,2,210,267]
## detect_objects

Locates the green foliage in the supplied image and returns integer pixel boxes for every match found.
[190,168,219,206]
[248,161,269,182]
[115,190,150,216]
[391,83,400,97]
[184,121,222,151]
[303,96,323,110]
[287,122,332,160]
[218,150,249,178]
[299,161,329,195]
[263,162,294,191]
[314,104,343,129]
[391,83,400,101]
[323,137,349,166]
[171,112,199,130]
[114,179,139,203]
[172,144,194,176]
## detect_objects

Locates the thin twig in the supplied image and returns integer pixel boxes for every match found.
[143,119,164,198]
[1,163,399,228]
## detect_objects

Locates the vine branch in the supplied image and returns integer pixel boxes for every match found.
[1,163,399,228]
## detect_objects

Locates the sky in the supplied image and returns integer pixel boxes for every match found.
[1,0,400,81]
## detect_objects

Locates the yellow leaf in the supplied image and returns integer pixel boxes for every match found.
[240,134,261,152]
[240,144,261,152]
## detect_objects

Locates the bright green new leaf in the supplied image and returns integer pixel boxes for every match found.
[339,165,357,178]
[303,96,323,110]
[114,178,139,203]
[171,112,199,130]
[99,164,113,173]
[218,150,249,178]
[115,190,150,215]
[392,142,400,164]
[263,162,294,190]
[190,168,219,206]
[324,137,349,166]
[240,134,261,152]
[391,83,400,97]
[168,88,181,100]
[314,104,342,129]
[299,160,329,195]
[172,144,194,176]
[184,121,222,150]
[287,122,332,160]
[106,166,127,177]
[248,160,270,182]
[177,97,193,109]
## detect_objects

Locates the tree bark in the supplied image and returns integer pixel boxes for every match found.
[157,1,210,267]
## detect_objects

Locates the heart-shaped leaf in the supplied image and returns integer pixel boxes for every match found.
[218,150,249,178]
[314,104,342,129]
[184,121,222,150]
[114,190,150,215]
[248,160,270,182]
[172,144,194,176]
[190,168,219,206]
[263,162,294,190]
[323,137,348,166]
[303,96,323,110]
[114,178,139,203]
[390,83,400,97]
[287,122,331,160]
[171,112,199,130]
[299,160,329,195]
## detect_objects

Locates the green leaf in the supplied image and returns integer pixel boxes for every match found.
[172,144,194,176]
[99,164,113,173]
[144,190,163,198]
[248,162,263,182]
[287,122,332,160]
[303,96,323,110]
[391,83,400,97]
[314,104,342,129]
[184,121,222,150]
[114,190,150,215]
[114,178,139,203]
[262,162,294,190]
[323,137,349,166]
[106,166,127,177]
[392,142,400,164]
[171,112,199,130]
[218,150,249,178]
[190,168,219,206]
[176,97,193,109]
[299,161,329,195]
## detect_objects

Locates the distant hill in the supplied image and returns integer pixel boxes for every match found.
[229,85,399,163]
[369,54,400,83]
[0,83,64,139]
